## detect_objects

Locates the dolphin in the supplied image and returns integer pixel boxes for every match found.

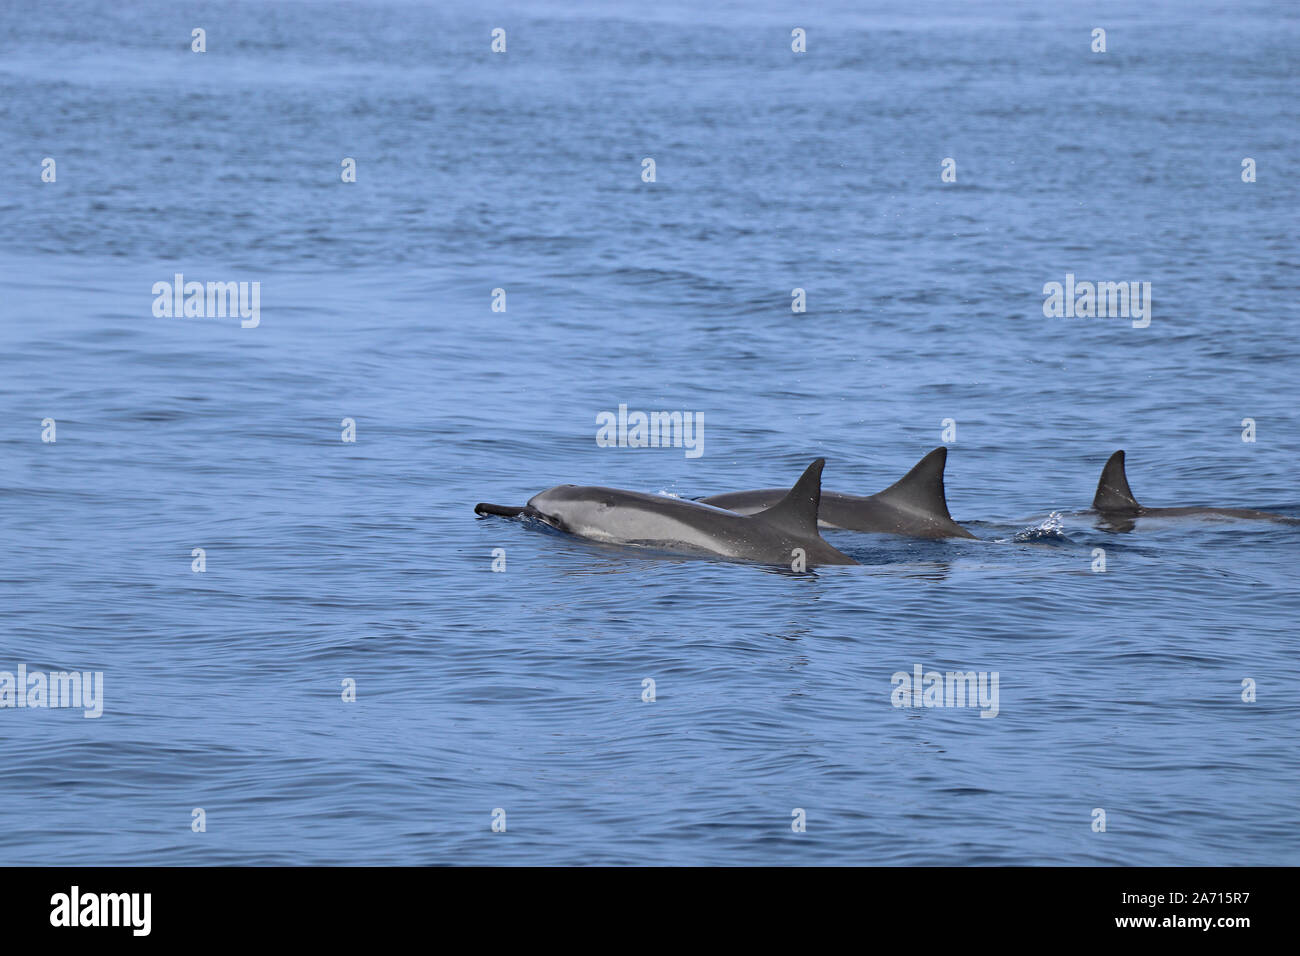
[1091,450,1297,530]
[474,458,858,567]
[698,447,976,540]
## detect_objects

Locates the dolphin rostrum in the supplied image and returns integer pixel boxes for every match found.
[474,459,858,567]
[699,447,976,540]
[1092,450,1297,529]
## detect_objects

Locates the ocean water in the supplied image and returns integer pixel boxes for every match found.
[1,0,1298,865]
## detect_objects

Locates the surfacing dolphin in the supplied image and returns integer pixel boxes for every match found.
[699,447,976,540]
[474,458,858,567]
[1092,450,1297,531]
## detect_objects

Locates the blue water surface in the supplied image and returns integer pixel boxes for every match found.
[1,0,1298,865]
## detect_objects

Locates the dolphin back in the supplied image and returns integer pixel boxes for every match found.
[701,448,975,539]
[745,458,857,565]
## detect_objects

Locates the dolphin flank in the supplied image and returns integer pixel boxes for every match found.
[699,447,976,539]
[474,458,858,567]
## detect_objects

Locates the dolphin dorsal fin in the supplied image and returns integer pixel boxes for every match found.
[873,448,956,519]
[752,458,825,536]
[1093,450,1141,512]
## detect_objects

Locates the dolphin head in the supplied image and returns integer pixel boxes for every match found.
[526,484,613,533]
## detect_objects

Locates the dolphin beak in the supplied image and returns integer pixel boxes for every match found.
[474,503,528,518]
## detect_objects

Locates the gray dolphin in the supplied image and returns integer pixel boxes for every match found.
[1092,450,1297,530]
[698,447,976,540]
[474,458,858,567]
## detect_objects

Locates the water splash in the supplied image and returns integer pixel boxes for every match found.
[1013,511,1070,543]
